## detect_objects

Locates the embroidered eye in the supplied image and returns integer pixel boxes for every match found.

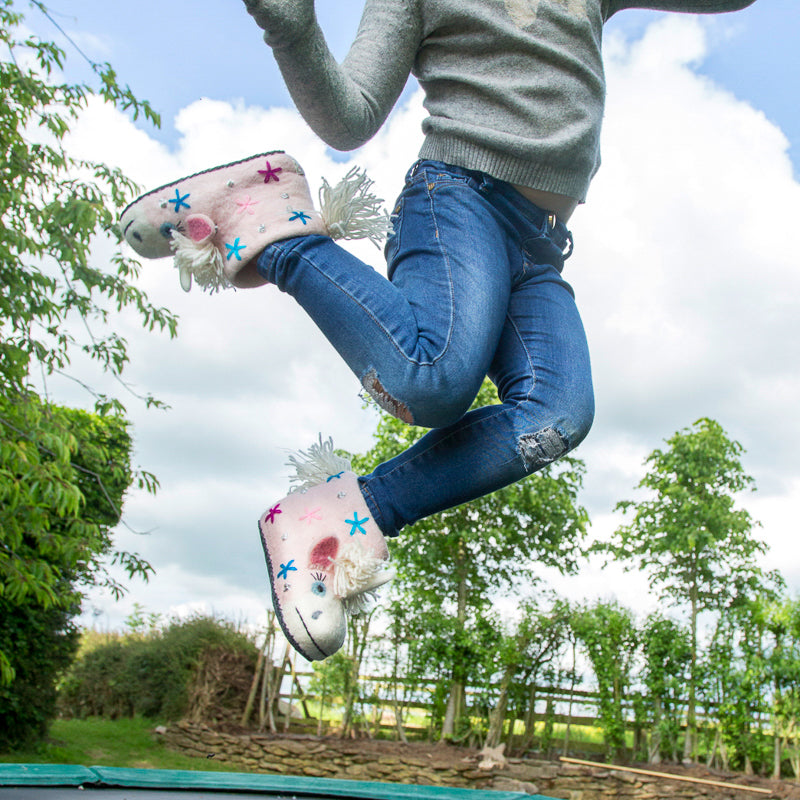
[311,580,327,597]
[131,231,143,242]
[159,221,177,239]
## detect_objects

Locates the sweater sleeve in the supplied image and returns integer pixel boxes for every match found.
[605,0,756,18]
[267,0,423,151]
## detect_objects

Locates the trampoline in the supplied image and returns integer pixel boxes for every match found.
[0,764,553,799]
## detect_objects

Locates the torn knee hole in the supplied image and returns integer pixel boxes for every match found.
[518,428,568,470]
[361,370,414,424]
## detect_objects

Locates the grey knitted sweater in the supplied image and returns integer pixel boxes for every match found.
[262,0,756,201]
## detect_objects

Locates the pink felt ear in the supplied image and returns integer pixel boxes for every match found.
[185,213,216,243]
[309,536,339,571]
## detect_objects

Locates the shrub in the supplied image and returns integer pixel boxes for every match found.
[59,615,257,722]
[0,592,80,750]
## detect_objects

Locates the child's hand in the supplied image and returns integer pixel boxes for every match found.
[241,0,315,46]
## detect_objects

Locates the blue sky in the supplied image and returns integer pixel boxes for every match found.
[15,0,800,635]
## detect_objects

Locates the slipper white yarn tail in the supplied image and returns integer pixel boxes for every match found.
[320,168,390,248]
[286,434,353,492]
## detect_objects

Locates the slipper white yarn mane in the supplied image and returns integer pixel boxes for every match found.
[170,231,231,294]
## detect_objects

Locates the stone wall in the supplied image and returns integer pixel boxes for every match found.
[158,722,794,800]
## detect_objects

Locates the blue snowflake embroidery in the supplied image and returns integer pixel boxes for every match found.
[168,189,190,212]
[345,513,369,536]
[225,238,246,261]
[289,210,311,225]
[277,560,297,580]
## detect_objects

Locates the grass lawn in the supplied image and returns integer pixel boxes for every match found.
[0,717,243,772]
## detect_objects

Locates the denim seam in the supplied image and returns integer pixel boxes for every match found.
[358,478,390,537]
[505,310,538,405]
[419,171,456,366]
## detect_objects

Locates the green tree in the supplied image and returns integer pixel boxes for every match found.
[601,418,775,760]
[571,600,639,761]
[485,597,571,750]
[0,0,175,688]
[765,596,800,779]
[700,602,773,774]
[354,380,590,740]
[0,406,135,748]
[639,613,691,763]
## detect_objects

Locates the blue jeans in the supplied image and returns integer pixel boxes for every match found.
[257,160,594,537]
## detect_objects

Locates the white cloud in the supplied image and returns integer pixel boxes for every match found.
[573,16,800,488]
[63,15,800,632]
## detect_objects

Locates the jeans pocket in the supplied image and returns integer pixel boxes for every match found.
[420,168,475,194]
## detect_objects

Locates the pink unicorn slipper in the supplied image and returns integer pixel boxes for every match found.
[119,151,388,293]
[258,437,394,661]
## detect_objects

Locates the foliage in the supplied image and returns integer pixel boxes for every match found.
[0,590,80,750]
[0,405,135,749]
[571,600,639,760]
[600,418,779,759]
[0,0,176,686]
[58,615,258,722]
[639,613,691,762]
[0,0,169,402]
[608,418,770,609]
[485,596,571,749]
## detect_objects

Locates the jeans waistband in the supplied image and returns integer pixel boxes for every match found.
[407,160,573,257]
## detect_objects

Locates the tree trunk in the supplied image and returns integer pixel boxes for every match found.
[564,638,576,757]
[442,545,468,740]
[719,728,730,771]
[257,657,272,732]
[683,568,699,762]
[485,665,514,748]
[283,653,296,733]
[241,640,265,727]
[442,681,464,739]
[649,695,663,764]
[393,697,409,743]
[520,684,539,752]
[542,697,555,757]
[706,728,719,769]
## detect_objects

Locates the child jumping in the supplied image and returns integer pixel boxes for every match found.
[121,0,756,661]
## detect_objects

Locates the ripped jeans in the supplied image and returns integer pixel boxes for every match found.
[256,160,594,537]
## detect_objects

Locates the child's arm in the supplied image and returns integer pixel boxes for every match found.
[606,0,755,16]
[242,0,422,151]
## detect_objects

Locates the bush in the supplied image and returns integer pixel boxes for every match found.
[0,592,80,751]
[59,616,257,723]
